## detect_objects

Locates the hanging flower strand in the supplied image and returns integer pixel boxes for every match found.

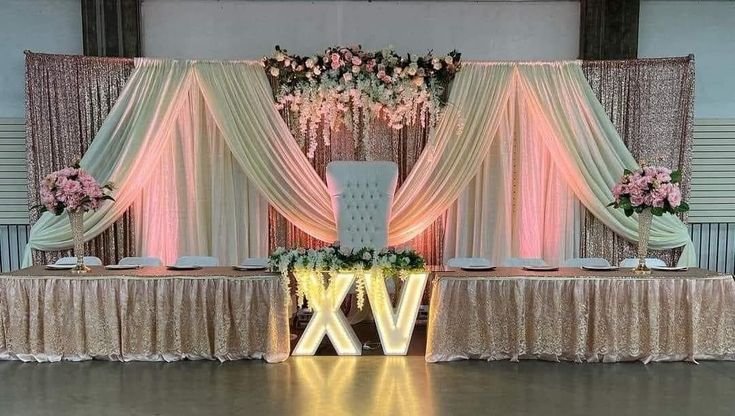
[263,45,461,158]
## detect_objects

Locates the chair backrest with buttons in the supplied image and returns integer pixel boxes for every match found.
[326,161,399,249]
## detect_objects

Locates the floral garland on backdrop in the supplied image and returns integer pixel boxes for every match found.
[269,242,426,310]
[263,45,461,158]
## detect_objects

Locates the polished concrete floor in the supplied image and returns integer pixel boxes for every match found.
[1,357,735,416]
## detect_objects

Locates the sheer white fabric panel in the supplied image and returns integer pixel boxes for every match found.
[23,59,193,265]
[444,80,580,266]
[134,88,268,265]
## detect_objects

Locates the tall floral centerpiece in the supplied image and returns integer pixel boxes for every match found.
[34,164,114,273]
[609,165,689,274]
[263,45,461,158]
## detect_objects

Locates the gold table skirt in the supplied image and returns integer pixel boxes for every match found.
[426,268,735,363]
[0,267,290,363]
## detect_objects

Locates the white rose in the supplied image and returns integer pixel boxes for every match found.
[269,67,280,77]
[284,59,291,67]
[352,65,360,74]
[362,252,372,261]
[433,62,442,70]
[343,72,353,82]
[444,56,453,64]
[407,63,418,76]
[313,67,322,76]
[305,58,315,69]
[275,52,286,62]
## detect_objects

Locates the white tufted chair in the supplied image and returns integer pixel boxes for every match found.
[561,257,611,268]
[174,256,219,267]
[56,256,103,266]
[118,256,163,266]
[326,161,399,249]
[620,258,667,268]
[446,257,493,268]
[501,257,548,267]
[240,257,269,267]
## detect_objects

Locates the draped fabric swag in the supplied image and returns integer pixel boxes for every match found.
[22,59,695,267]
[25,52,136,265]
[580,57,695,265]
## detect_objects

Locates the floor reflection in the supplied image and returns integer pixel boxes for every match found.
[1,358,735,416]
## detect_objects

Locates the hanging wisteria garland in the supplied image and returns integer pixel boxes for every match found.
[269,242,426,310]
[263,45,461,158]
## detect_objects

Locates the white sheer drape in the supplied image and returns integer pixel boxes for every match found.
[23,59,192,265]
[444,80,580,266]
[23,60,695,267]
[444,64,693,266]
[133,87,268,265]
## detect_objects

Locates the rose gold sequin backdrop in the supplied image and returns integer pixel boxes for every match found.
[25,52,136,265]
[25,54,693,266]
[581,56,694,266]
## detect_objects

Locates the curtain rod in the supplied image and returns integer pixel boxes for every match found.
[25,51,693,66]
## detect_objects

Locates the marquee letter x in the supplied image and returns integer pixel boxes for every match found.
[292,272,362,356]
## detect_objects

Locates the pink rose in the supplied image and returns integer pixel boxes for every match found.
[631,194,645,206]
[612,183,624,200]
[331,61,341,70]
[668,186,682,208]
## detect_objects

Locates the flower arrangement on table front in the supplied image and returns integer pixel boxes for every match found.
[33,163,114,273]
[268,242,426,309]
[608,164,689,273]
[262,44,461,158]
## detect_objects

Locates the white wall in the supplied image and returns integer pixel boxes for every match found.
[141,0,580,60]
[639,1,735,118]
[0,0,82,118]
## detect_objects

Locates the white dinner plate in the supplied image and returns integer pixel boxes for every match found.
[45,264,75,270]
[581,265,619,271]
[522,266,560,272]
[105,264,141,270]
[460,266,496,272]
[233,265,269,271]
[167,265,203,271]
[651,266,688,272]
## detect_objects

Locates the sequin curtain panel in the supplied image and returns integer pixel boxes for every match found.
[580,56,695,266]
[266,78,444,265]
[25,52,136,265]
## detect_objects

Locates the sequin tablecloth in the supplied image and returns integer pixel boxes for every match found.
[0,266,290,363]
[426,267,735,364]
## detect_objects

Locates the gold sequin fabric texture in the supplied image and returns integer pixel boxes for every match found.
[581,57,695,265]
[25,52,136,266]
[0,267,290,363]
[426,268,735,363]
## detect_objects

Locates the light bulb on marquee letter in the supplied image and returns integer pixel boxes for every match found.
[292,272,362,356]
[364,272,429,355]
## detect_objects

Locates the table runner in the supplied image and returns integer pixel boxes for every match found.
[426,267,735,363]
[0,267,290,363]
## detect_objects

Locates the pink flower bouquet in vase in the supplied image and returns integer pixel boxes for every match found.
[34,163,114,273]
[608,165,689,274]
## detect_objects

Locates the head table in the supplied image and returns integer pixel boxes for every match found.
[426,267,735,363]
[0,266,290,363]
